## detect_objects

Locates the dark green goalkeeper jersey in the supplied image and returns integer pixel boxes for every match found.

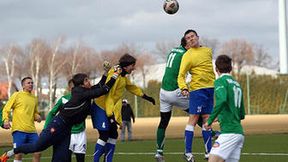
[208,74,245,134]
[44,93,85,133]
[161,46,187,91]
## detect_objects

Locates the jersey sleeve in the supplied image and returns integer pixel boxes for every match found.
[177,52,192,90]
[0,107,3,126]
[44,96,63,129]
[83,77,116,100]
[208,80,227,125]
[240,90,245,120]
[2,92,18,122]
[125,79,144,97]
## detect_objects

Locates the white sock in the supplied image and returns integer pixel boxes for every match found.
[7,149,14,157]
[13,160,22,162]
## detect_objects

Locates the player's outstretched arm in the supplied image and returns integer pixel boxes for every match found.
[84,70,120,99]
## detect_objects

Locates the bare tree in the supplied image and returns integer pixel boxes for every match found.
[0,44,22,97]
[62,42,88,80]
[136,52,155,88]
[47,37,66,110]
[219,39,254,74]
[99,43,142,66]
[80,47,103,78]
[154,41,177,62]
[99,50,119,66]
[253,45,272,68]
[25,39,49,97]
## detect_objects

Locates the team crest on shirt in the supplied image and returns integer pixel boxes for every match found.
[213,142,220,148]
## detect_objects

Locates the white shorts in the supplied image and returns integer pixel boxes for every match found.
[210,133,244,161]
[69,130,87,154]
[160,88,189,112]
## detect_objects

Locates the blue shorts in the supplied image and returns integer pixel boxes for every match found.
[91,103,110,131]
[12,131,39,148]
[189,88,214,115]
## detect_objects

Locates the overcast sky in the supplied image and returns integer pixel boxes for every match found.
[0,0,281,63]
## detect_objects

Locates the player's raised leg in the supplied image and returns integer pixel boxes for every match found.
[155,111,172,162]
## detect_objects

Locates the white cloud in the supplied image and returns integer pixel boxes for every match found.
[0,0,282,62]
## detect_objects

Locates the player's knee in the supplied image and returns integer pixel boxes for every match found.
[208,154,224,162]
[33,142,46,152]
[33,152,41,159]
[201,114,210,121]
[202,125,211,131]
[14,153,22,160]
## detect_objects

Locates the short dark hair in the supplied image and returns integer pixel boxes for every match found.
[119,53,136,68]
[184,29,198,37]
[21,77,32,86]
[72,73,88,87]
[181,37,187,47]
[215,55,232,73]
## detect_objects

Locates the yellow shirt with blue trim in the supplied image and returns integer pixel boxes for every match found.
[95,69,144,124]
[2,91,39,133]
[178,46,215,91]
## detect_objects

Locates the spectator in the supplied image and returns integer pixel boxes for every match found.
[120,99,135,142]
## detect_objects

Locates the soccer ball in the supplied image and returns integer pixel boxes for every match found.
[163,0,179,15]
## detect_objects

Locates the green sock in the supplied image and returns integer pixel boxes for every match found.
[156,128,165,155]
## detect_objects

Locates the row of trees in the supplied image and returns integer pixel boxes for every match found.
[0,38,155,111]
[0,36,277,113]
[123,74,288,117]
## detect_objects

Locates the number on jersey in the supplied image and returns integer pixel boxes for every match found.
[166,52,176,68]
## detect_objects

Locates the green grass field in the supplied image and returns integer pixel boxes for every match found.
[1,134,288,162]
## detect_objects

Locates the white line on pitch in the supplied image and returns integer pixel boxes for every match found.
[115,152,288,156]
[20,151,288,160]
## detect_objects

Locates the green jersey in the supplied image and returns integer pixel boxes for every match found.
[44,93,85,133]
[161,46,187,91]
[208,74,245,134]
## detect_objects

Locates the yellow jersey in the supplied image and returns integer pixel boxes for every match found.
[178,46,215,91]
[95,69,144,124]
[2,91,39,133]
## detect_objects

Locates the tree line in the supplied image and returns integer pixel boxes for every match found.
[0,36,278,116]
[123,74,288,117]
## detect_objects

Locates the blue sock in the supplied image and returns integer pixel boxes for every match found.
[184,125,194,154]
[202,128,212,153]
[93,139,106,162]
[104,138,117,162]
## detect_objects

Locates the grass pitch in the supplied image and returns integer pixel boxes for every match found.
[1,134,287,162]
